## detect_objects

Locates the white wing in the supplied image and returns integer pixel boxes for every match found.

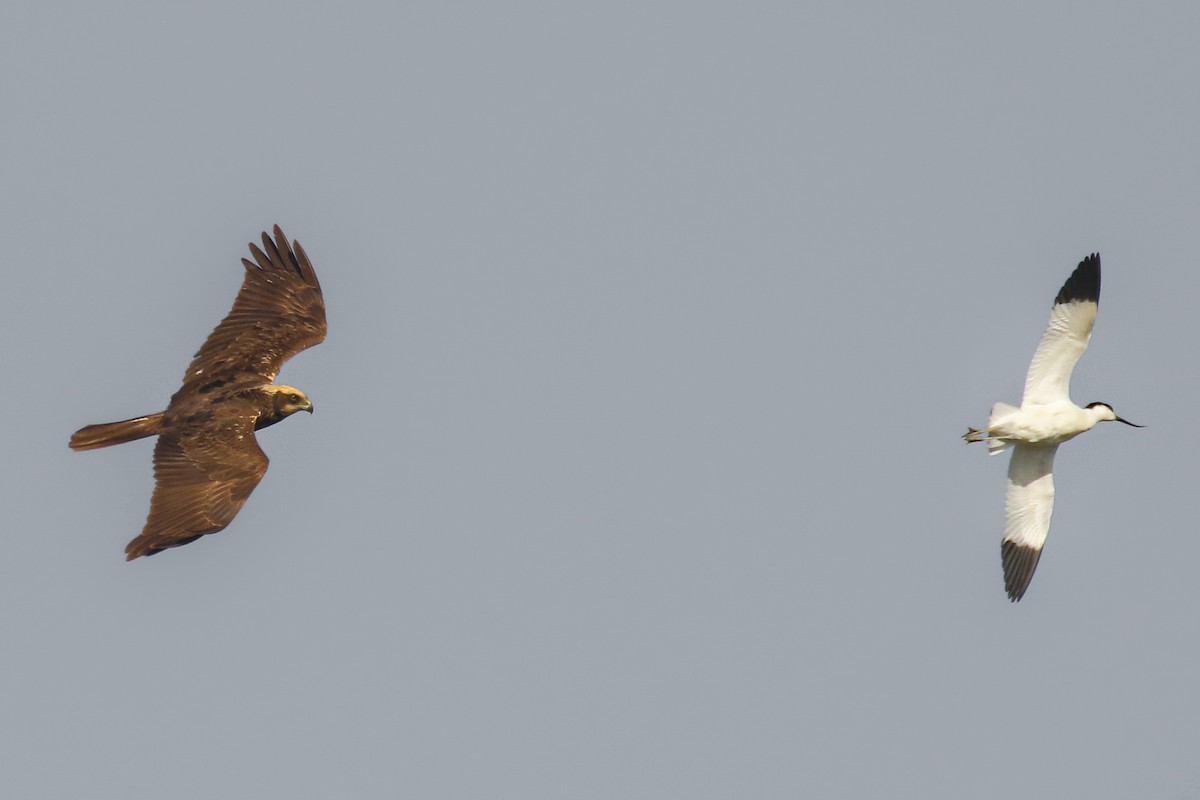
[1001,443,1058,602]
[1021,254,1100,406]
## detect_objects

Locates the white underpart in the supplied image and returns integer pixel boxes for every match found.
[1022,297,1096,406]
[988,400,1107,448]
[1004,444,1057,550]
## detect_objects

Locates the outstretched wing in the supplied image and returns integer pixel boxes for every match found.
[180,225,325,392]
[125,414,269,560]
[1021,254,1100,406]
[1000,443,1058,602]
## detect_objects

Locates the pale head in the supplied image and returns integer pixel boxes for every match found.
[266,385,314,417]
[1085,401,1143,428]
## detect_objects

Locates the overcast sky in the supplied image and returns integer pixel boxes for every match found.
[3,3,1200,798]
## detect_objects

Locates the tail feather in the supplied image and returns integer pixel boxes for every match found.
[986,402,1019,455]
[989,402,1019,425]
[987,438,1013,456]
[964,402,1019,453]
[69,413,164,451]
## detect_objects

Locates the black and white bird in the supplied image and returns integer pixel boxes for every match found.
[964,254,1142,602]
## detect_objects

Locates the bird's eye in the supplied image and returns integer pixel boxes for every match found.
[290,394,300,403]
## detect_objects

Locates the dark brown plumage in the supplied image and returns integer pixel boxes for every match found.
[70,225,326,559]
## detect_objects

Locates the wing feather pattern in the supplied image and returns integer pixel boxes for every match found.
[180,225,326,389]
[1001,444,1058,601]
[1021,254,1100,406]
[125,413,269,560]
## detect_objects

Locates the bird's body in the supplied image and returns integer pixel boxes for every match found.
[70,226,325,560]
[983,400,1116,448]
[964,254,1141,601]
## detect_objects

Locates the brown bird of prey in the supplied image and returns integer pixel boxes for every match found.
[70,225,326,559]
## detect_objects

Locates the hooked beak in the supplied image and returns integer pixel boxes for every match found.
[1115,416,1143,428]
[304,402,314,414]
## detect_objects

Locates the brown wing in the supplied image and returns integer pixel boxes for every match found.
[180,225,326,391]
[124,414,269,560]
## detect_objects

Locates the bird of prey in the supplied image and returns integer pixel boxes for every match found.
[964,254,1142,601]
[70,225,326,559]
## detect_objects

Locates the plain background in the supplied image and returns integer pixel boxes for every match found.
[3,3,1199,798]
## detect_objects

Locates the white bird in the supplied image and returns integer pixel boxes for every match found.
[964,254,1142,602]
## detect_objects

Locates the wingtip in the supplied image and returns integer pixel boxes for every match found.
[246,224,313,283]
[1053,253,1101,306]
[267,224,291,253]
[125,537,152,560]
[1001,540,1043,602]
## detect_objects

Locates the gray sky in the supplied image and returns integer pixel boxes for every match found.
[3,2,1199,798]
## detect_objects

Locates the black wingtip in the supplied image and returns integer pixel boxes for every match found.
[1053,253,1101,306]
[1001,540,1043,602]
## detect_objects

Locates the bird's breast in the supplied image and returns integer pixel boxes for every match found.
[998,403,1094,445]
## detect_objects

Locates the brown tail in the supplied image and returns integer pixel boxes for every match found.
[69,413,165,451]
